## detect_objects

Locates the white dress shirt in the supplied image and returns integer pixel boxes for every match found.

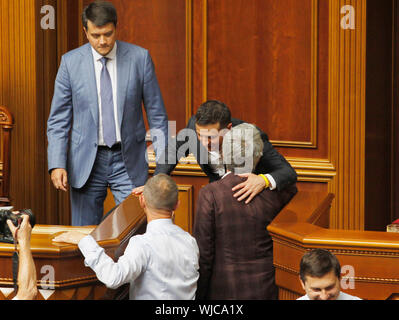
[297,291,362,300]
[78,218,200,300]
[91,43,121,146]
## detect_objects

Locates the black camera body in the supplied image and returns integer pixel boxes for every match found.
[0,209,35,243]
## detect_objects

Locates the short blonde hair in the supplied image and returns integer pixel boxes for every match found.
[143,174,178,211]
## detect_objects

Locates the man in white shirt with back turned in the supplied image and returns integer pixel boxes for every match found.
[53,174,199,300]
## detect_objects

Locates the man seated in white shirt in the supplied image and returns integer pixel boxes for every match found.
[297,248,361,300]
[53,174,200,300]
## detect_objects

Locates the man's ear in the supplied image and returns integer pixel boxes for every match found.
[299,276,306,291]
[173,199,180,212]
[139,194,146,209]
[219,123,233,138]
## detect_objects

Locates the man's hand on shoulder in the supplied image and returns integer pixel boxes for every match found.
[131,185,144,195]
[232,173,267,204]
[50,168,68,192]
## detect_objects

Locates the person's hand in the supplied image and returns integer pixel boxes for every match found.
[131,185,144,195]
[7,214,32,247]
[232,173,267,204]
[52,231,87,245]
[50,168,68,192]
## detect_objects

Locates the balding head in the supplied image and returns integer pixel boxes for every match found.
[143,174,179,213]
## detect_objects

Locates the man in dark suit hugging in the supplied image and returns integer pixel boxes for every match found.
[135,100,297,204]
[193,123,297,300]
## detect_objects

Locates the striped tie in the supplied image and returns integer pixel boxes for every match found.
[100,57,116,148]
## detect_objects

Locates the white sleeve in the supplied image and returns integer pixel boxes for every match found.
[265,174,277,190]
[78,235,147,289]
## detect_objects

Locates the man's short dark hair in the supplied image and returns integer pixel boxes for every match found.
[299,249,341,283]
[143,174,178,212]
[82,1,118,29]
[195,100,232,129]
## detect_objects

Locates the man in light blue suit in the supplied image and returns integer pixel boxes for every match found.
[47,1,168,226]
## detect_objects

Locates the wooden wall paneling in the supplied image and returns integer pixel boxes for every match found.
[202,0,334,192]
[185,0,193,124]
[288,157,335,183]
[272,0,318,149]
[192,0,207,112]
[37,0,58,225]
[328,0,367,230]
[155,0,333,215]
[173,176,208,230]
[281,0,333,191]
[273,240,307,299]
[103,0,189,132]
[37,0,67,225]
[394,0,399,223]
[175,185,193,233]
[206,0,313,146]
[56,0,80,64]
[365,0,394,231]
[275,0,330,161]
[32,0,47,223]
[0,0,50,222]
[295,181,328,195]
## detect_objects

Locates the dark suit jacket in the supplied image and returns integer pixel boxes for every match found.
[193,173,297,300]
[154,116,297,190]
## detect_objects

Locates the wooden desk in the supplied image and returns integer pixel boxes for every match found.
[0,194,146,300]
[268,192,399,300]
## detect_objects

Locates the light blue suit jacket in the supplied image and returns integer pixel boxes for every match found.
[47,41,168,189]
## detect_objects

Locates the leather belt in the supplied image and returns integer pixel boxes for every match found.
[98,143,121,151]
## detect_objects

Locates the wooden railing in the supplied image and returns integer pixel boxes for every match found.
[268,192,399,300]
[0,194,146,300]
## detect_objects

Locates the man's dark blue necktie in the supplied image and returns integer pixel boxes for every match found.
[100,57,117,148]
